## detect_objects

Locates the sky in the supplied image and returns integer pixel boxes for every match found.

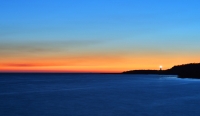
[1,0,200,73]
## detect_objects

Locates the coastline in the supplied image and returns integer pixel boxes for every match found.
[122,63,200,79]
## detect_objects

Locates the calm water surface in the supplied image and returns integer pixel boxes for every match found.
[0,74,200,116]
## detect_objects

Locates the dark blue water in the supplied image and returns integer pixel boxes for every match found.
[1,74,200,116]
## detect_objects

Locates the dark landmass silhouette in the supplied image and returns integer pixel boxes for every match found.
[123,63,200,78]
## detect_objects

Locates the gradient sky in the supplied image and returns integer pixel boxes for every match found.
[1,0,200,72]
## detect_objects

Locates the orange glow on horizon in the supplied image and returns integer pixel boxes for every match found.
[1,53,200,73]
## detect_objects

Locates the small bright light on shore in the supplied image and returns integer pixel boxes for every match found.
[159,65,163,71]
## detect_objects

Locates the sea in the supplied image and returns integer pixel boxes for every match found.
[1,73,200,116]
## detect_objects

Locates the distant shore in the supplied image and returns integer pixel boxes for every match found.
[122,63,200,79]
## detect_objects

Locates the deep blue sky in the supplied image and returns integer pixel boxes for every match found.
[1,0,200,72]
